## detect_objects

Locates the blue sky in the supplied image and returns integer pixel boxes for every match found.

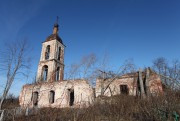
[0,0,180,96]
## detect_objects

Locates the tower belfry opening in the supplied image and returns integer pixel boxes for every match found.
[45,45,50,60]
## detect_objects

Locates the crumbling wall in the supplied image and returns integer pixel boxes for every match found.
[96,77,137,97]
[95,72,163,97]
[19,80,94,109]
[149,74,163,95]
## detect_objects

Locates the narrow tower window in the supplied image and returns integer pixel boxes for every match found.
[49,90,55,104]
[56,67,60,81]
[45,45,50,60]
[32,92,38,106]
[42,65,48,81]
[58,47,61,60]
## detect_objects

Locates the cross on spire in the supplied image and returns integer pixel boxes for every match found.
[56,16,59,25]
[54,16,59,27]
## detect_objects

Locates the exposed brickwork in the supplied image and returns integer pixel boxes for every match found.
[19,80,94,108]
[95,69,163,97]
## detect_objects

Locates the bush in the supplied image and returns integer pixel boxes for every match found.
[14,91,180,121]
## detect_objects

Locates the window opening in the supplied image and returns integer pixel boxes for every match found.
[32,92,38,106]
[56,67,60,81]
[45,45,50,60]
[49,90,55,104]
[58,47,61,60]
[120,85,129,95]
[43,65,48,81]
[68,89,74,106]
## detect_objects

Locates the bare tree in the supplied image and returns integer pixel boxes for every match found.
[152,57,168,74]
[0,40,31,109]
[65,53,97,81]
[79,53,97,78]
[99,58,137,96]
[152,57,169,85]
[120,58,137,74]
[169,59,180,80]
[152,57,180,89]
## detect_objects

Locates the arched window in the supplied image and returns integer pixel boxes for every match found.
[42,65,48,81]
[45,45,50,60]
[58,47,61,60]
[56,67,60,81]
[32,92,38,106]
[49,90,55,104]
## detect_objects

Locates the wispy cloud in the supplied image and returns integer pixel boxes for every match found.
[0,0,48,41]
[0,0,49,96]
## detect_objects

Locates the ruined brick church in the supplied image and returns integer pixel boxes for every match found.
[19,22,163,109]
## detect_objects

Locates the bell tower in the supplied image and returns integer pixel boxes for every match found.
[36,19,65,82]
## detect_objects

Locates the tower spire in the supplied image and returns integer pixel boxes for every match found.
[53,16,59,34]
